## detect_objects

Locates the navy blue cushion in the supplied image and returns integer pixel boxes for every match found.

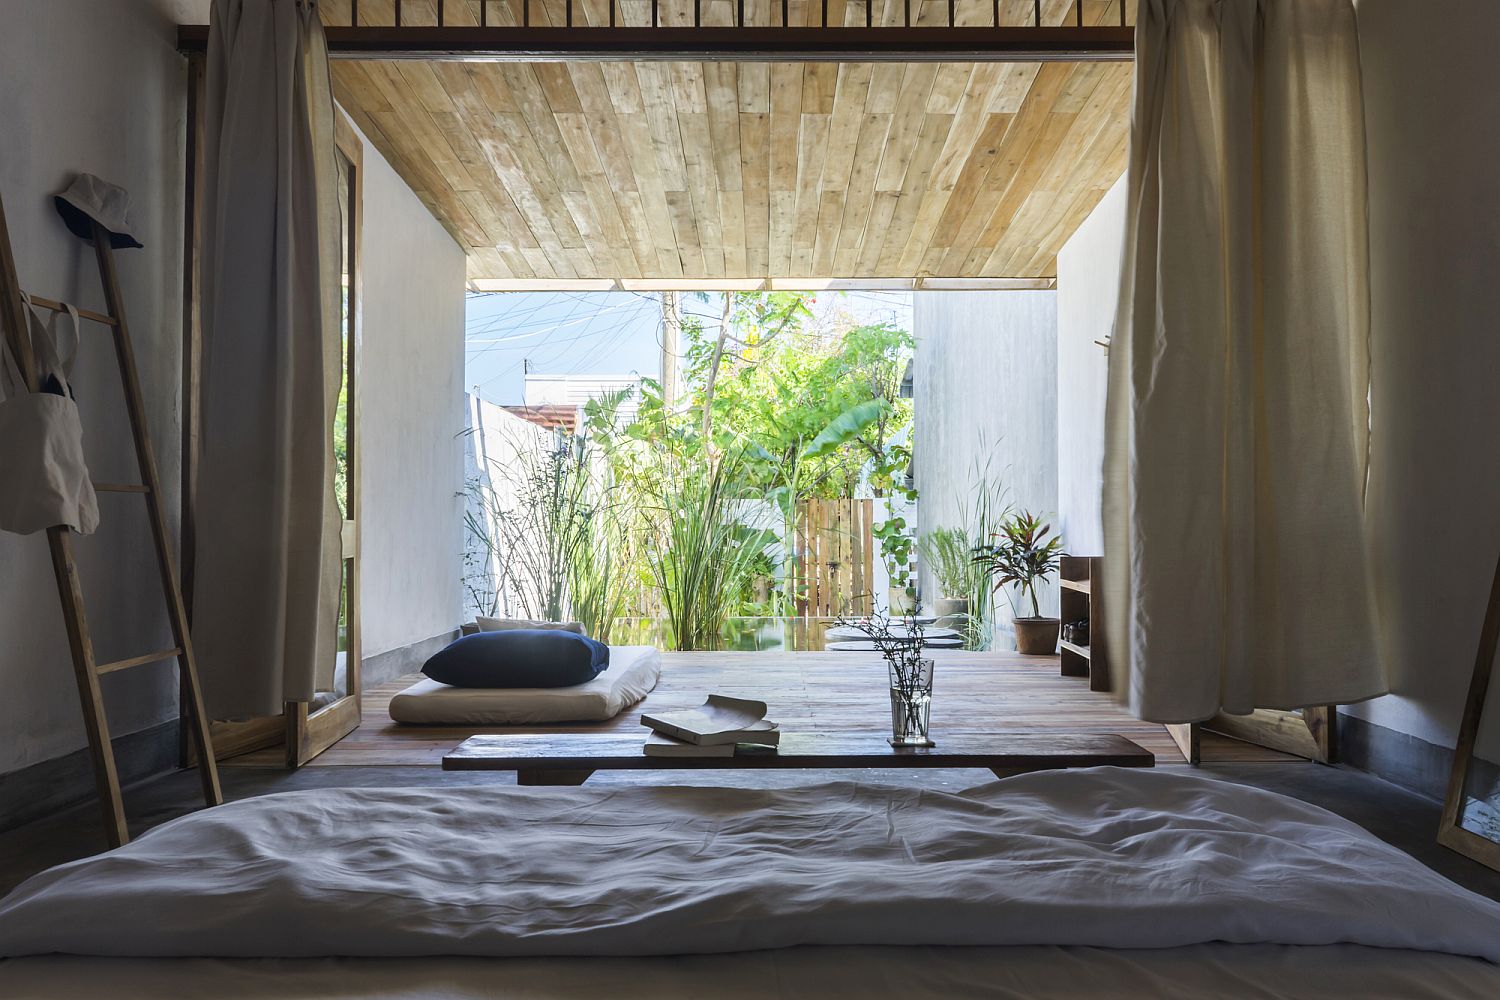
[421,630,610,689]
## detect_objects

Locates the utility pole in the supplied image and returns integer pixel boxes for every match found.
[660,291,681,409]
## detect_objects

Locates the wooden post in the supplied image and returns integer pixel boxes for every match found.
[660,291,680,409]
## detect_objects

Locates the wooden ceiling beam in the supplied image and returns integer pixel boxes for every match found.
[177,26,1134,62]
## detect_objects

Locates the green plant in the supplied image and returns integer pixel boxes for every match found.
[874,513,916,598]
[972,510,1063,620]
[759,398,892,614]
[919,527,977,600]
[567,506,632,643]
[465,435,599,623]
[871,436,918,602]
[647,451,775,650]
[474,292,918,629]
[947,451,1013,650]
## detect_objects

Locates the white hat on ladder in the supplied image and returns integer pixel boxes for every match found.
[53,173,143,250]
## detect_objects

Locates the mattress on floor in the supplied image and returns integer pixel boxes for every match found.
[387,644,660,724]
[4,769,1500,964]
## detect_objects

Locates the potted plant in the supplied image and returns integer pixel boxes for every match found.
[873,514,917,614]
[919,527,973,619]
[972,511,1063,655]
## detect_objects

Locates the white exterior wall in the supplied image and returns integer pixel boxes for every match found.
[355,125,468,659]
[461,394,554,620]
[912,290,1059,619]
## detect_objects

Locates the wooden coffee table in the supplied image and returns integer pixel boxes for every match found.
[443,731,1153,785]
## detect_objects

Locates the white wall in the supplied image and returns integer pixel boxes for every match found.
[1055,177,1125,558]
[1344,0,1500,751]
[0,0,190,775]
[913,291,1059,617]
[461,393,553,620]
[355,126,468,659]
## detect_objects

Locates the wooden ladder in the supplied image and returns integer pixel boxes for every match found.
[0,190,221,848]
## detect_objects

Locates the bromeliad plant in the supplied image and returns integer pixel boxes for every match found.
[972,510,1062,620]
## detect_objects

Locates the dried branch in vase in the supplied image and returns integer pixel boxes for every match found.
[835,610,935,747]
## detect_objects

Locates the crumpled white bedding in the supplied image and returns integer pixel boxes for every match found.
[2,768,1498,963]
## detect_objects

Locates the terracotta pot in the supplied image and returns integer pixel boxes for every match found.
[933,596,969,618]
[1013,616,1060,655]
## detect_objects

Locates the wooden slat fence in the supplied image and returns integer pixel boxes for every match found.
[795,497,874,618]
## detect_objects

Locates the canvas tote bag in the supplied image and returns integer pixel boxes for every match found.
[0,298,99,535]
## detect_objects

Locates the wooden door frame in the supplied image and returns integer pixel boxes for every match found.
[1168,707,1336,766]
[181,62,365,768]
[288,112,365,768]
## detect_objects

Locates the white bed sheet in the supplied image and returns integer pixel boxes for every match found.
[3,768,1498,967]
[5,943,1499,1000]
[387,644,661,724]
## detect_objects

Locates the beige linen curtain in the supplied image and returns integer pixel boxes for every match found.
[194,0,342,718]
[1103,0,1385,722]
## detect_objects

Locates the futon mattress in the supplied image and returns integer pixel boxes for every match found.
[387,644,660,724]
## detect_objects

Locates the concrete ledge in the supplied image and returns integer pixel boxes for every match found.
[0,720,178,834]
[1338,712,1454,804]
[361,629,459,687]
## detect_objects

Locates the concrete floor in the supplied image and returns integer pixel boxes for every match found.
[3,760,1499,903]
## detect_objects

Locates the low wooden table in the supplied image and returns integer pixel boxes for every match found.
[443,731,1153,785]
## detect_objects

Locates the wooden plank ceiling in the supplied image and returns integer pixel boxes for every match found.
[325,0,1134,283]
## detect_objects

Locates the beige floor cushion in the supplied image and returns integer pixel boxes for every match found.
[388,645,661,725]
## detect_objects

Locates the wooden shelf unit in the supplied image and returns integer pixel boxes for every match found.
[1059,555,1110,692]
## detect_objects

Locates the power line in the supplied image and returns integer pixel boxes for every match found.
[467,293,657,394]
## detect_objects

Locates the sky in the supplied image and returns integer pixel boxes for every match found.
[465,290,914,406]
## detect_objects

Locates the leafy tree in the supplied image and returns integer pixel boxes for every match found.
[580,292,916,619]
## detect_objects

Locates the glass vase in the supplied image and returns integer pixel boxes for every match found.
[888,657,935,747]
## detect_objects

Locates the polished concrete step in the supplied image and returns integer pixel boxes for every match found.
[825,623,961,642]
[826,636,965,652]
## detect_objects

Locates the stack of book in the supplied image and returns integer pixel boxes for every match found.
[641,695,781,757]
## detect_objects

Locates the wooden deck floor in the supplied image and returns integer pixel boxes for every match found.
[230,651,1297,768]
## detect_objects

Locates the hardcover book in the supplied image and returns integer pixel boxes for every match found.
[641,695,781,747]
[642,733,780,758]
